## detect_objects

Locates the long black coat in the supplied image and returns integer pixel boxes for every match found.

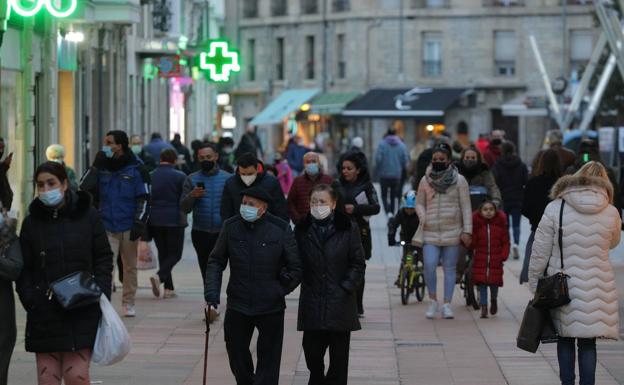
[521,174,558,232]
[16,191,113,353]
[204,213,302,316]
[295,212,365,332]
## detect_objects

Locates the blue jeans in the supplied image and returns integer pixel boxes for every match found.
[478,285,499,306]
[423,244,460,302]
[504,204,522,245]
[557,337,597,385]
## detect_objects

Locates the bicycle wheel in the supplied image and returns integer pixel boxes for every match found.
[414,261,425,302]
[400,269,411,305]
[465,261,479,310]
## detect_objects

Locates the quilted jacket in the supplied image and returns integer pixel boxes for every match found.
[529,175,621,339]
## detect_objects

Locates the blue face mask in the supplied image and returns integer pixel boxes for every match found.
[305,162,319,175]
[102,146,114,158]
[39,188,64,207]
[240,204,260,222]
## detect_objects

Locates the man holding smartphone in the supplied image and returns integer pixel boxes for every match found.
[180,143,232,306]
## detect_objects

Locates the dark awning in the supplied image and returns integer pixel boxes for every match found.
[342,87,472,118]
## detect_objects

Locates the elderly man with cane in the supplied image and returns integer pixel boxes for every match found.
[205,186,302,385]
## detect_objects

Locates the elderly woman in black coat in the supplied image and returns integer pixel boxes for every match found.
[16,162,112,385]
[296,184,366,385]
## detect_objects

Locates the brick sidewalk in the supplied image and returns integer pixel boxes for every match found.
[7,216,624,385]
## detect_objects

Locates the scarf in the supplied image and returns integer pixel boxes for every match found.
[427,164,458,193]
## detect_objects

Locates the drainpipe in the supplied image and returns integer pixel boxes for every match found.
[97,28,105,148]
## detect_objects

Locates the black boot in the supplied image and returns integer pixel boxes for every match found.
[490,299,498,315]
[480,305,488,319]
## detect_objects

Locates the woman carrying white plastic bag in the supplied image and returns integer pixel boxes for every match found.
[92,294,131,366]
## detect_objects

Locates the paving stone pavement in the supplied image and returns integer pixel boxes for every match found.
[7,215,624,385]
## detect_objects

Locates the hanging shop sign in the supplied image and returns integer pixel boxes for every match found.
[8,0,78,18]
[157,55,182,78]
[198,40,241,83]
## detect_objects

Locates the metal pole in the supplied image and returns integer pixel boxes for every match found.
[579,54,617,133]
[366,20,382,87]
[529,35,563,128]
[399,0,404,81]
[562,0,567,76]
[322,0,328,92]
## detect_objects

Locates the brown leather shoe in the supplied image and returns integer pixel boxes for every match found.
[490,299,498,315]
[480,305,488,319]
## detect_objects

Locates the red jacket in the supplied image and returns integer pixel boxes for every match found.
[470,210,510,287]
[483,144,501,167]
[287,173,334,224]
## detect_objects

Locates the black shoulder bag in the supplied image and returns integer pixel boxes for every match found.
[40,222,101,310]
[532,200,571,309]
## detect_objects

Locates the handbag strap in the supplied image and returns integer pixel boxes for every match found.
[545,199,565,274]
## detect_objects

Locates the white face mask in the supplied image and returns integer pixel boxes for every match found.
[240,174,257,186]
[311,205,332,220]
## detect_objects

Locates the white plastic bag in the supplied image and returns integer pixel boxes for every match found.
[92,295,131,366]
[137,241,158,270]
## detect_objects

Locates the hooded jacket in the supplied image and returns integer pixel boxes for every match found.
[295,211,365,331]
[529,175,621,339]
[492,155,528,207]
[416,167,472,246]
[375,135,409,179]
[470,210,509,287]
[16,191,113,352]
[220,166,289,222]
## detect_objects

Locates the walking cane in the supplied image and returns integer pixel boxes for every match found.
[203,308,211,385]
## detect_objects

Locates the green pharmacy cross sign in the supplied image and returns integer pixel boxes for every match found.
[7,0,78,18]
[199,41,241,83]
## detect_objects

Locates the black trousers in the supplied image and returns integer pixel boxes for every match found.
[303,331,351,385]
[224,309,285,385]
[191,230,220,286]
[150,226,185,290]
[380,177,401,215]
[357,226,372,315]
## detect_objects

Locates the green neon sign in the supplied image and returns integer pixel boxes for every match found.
[8,0,78,18]
[199,41,241,83]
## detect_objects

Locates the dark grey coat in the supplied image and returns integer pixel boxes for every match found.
[0,231,22,385]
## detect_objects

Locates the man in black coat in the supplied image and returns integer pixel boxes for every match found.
[220,152,289,222]
[205,186,302,385]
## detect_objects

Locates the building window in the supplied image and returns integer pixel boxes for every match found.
[301,0,319,14]
[271,0,287,16]
[411,0,450,8]
[333,0,350,12]
[276,38,285,80]
[305,35,315,79]
[336,34,346,79]
[494,31,516,77]
[242,0,259,18]
[422,32,442,77]
[483,0,525,6]
[248,39,256,81]
[570,29,593,74]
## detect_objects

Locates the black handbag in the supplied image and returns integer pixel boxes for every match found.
[532,200,571,309]
[517,300,559,353]
[48,271,102,310]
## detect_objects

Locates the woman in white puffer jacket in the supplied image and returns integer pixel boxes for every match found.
[529,161,621,385]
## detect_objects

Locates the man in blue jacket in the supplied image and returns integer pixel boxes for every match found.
[180,143,231,289]
[80,130,151,317]
[375,128,409,217]
[144,132,175,163]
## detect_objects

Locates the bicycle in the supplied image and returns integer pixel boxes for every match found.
[396,242,426,305]
[459,250,479,310]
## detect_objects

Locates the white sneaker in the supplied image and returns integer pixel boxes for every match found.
[426,300,438,319]
[163,289,177,299]
[123,304,136,318]
[150,275,161,298]
[441,303,454,319]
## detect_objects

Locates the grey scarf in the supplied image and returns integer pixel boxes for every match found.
[427,164,458,193]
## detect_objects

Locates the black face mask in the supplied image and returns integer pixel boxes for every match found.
[201,160,215,172]
[432,162,448,172]
[462,159,478,169]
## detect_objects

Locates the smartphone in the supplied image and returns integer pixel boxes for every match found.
[197,182,205,189]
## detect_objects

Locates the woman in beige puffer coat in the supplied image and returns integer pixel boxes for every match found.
[529,161,620,385]
[416,144,472,320]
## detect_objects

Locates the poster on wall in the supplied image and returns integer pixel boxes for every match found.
[599,127,615,153]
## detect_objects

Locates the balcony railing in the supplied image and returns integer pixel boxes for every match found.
[482,0,525,6]
[423,60,442,77]
[242,0,259,18]
[333,0,350,12]
[562,0,592,4]
[272,0,288,16]
[411,0,450,9]
[301,0,319,14]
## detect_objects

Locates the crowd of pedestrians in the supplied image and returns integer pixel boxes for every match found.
[0,123,621,385]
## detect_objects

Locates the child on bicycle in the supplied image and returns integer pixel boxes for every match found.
[470,200,509,318]
[388,190,420,286]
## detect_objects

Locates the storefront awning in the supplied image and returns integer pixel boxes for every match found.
[250,89,320,126]
[502,94,549,117]
[309,92,361,115]
[342,88,471,118]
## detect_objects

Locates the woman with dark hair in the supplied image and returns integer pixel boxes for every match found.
[296,184,365,384]
[519,149,561,284]
[492,141,528,260]
[456,146,501,208]
[416,144,472,319]
[17,162,113,385]
[335,151,380,316]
